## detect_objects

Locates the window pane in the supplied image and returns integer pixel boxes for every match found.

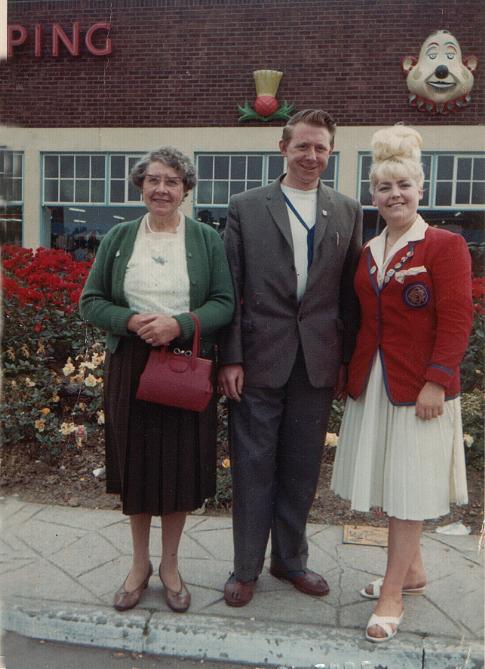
[197,181,212,204]
[76,155,90,178]
[422,154,432,180]
[0,206,22,245]
[455,182,471,204]
[128,156,139,170]
[111,155,125,179]
[457,158,472,181]
[12,153,22,177]
[110,180,125,203]
[361,155,372,176]
[230,181,245,196]
[214,156,229,179]
[471,182,485,205]
[473,158,485,181]
[44,179,58,201]
[230,156,246,179]
[323,156,335,180]
[198,156,213,179]
[435,181,452,206]
[247,180,261,190]
[59,180,74,201]
[437,155,454,180]
[268,155,284,180]
[60,156,74,178]
[213,181,228,204]
[420,188,430,207]
[91,180,105,202]
[128,182,140,202]
[91,156,105,179]
[75,179,90,202]
[45,155,58,178]
[11,180,22,201]
[360,184,373,206]
[247,156,262,180]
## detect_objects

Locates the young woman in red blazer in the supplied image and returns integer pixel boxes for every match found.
[331,125,473,643]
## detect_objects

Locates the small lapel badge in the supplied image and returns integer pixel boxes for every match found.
[115,250,121,257]
[321,209,328,216]
[370,265,377,275]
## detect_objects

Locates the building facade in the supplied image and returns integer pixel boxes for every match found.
[1,0,484,254]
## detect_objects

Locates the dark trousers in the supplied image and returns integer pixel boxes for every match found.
[229,347,333,582]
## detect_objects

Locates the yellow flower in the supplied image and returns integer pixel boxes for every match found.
[6,348,15,361]
[51,394,60,403]
[40,407,51,416]
[62,361,76,376]
[78,402,87,411]
[84,374,97,388]
[325,432,339,447]
[20,344,30,358]
[464,433,475,448]
[97,410,105,425]
[34,419,45,432]
[25,377,36,388]
[222,458,231,469]
[36,342,46,354]
[80,361,96,370]
[59,422,77,436]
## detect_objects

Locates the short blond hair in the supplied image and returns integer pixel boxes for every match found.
[369,125,424,192]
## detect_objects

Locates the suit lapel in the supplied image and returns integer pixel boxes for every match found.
[312,183,332,254]
[265,180,294,251]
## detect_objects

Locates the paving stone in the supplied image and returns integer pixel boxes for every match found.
[34,505,120,530]
[0,557,97,603]
[49,533,121,577]
[1,502,44,530]
[13,520,86,556]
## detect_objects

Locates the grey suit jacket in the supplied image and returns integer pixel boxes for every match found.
[219,177,363,388]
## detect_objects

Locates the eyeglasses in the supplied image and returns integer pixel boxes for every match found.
[144,174,184,189]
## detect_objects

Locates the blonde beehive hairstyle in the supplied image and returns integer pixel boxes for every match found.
[369,125,425,193]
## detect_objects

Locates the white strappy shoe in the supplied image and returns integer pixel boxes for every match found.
[360,577,426,600]
[365,610,404,643]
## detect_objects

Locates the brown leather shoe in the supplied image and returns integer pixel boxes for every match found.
[269,565,329,596]
[113,561,153,611]
[159,565,191,613]
[224,574,257,607]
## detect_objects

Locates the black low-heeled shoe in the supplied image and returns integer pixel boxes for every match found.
[159,564,191,613]
[113,561,153,611]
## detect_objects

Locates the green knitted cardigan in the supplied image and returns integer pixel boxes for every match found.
[79,216,235,355]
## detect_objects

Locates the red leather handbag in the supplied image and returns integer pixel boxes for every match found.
[135,313,213,412]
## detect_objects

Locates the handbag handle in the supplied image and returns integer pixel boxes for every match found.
[188,313,201,361]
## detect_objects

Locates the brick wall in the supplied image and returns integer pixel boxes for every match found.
[1,0,483,127]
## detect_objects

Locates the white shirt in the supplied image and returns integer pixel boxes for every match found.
[281,184,317,301]
[124,212,190,314]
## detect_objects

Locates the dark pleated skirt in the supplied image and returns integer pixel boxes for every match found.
[104,336,217,516]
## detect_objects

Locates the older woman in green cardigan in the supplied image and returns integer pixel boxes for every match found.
[80,147,234,614]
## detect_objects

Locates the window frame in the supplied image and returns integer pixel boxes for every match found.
[358,151,485,211]
[42,152,143,206]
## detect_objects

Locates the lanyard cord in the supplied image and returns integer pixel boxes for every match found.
[283,194,315,270]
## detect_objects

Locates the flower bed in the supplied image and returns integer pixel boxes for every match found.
[2,246,484,499]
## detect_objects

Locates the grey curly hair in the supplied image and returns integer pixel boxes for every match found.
[130,146,197,192]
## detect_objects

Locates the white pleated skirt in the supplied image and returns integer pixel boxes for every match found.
[331,354,468,521]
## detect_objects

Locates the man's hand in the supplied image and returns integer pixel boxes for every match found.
[218,364,244,402]
[415,381,445,420]
[128,313,181,346]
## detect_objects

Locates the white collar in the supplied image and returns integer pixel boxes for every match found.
[368,214,428,264]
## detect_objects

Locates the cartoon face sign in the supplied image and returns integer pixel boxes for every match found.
[402,30,478,113]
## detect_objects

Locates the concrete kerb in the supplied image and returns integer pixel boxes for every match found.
[2,599,483,668]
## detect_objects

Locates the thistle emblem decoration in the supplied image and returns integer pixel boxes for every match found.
[238,70,294,122]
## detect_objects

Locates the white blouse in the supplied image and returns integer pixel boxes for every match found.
[123,213,190,315]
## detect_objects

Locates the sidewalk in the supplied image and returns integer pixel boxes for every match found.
[1,496,483,669]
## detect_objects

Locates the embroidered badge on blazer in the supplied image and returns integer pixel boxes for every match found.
[402,281,430,308]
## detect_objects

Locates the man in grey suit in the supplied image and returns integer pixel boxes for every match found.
[218,109,362,606]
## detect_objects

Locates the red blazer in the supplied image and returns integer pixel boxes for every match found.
[346,226,473,405]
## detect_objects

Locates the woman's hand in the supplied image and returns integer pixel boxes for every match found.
[128,313,181,346]
[415,381,445,420]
